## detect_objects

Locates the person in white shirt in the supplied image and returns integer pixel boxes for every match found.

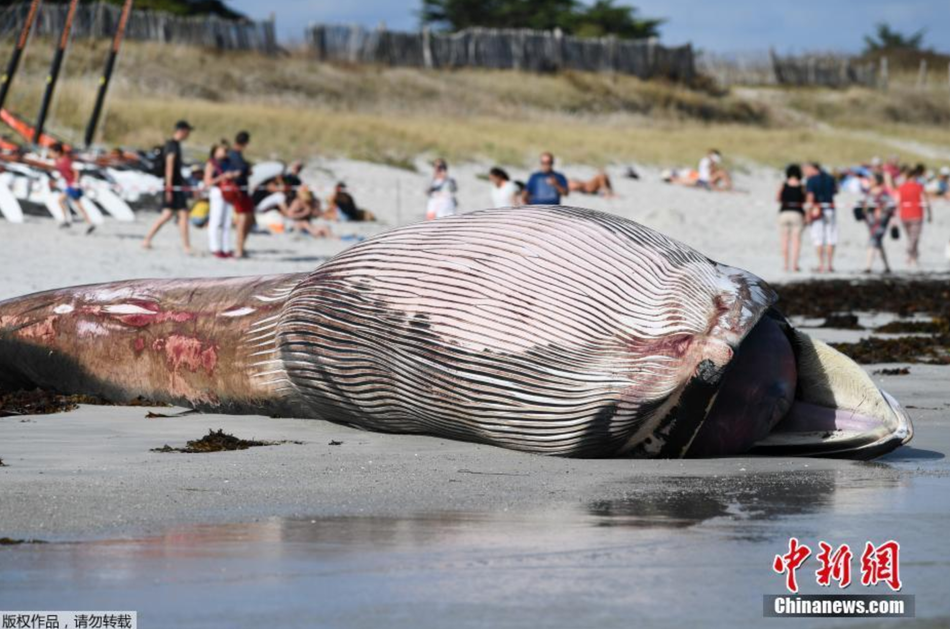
[697,149,732,191]
[425,158,458,220]
[489,167,520,208]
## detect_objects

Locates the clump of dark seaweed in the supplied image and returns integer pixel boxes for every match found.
[0,537,47,545]
[776,278,950,365]
[831,335,950,365]
[152,429,300,453]
[820,314,863,329]
[0,389,170,417]
[875,318,950,335]
[873,367,911,376]
[775,278,950,319]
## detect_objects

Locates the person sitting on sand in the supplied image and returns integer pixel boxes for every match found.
[329,182,375,222]
[777,164,806,273]
[252,175,333,239]
[934,166,949,198]
[488,167,519,208]
[861,173,896,274]
[568,170,615,198]
[697,149,732,191]
[49,143,95,234]
[524,152,569,205]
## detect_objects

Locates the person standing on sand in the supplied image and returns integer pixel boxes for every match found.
[862,173,896,274]
[228,131,254,258]
[777,164,805,272]
[49,143,95,234]
[524,152,568,205]
[897,164,932,270]
[488,167,519,208]
[204,142,235,258]
[425,158,458,220]
[142,120,193,253]
[804,162,838,273]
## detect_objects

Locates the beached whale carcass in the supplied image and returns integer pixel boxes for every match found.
[0,206,912,459]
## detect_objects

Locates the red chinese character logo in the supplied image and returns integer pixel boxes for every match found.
[860,540,902,591]
[773,537,812,593]
[815,542,853,588]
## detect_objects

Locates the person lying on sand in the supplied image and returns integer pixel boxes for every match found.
[568,171,615,198]
[662,168,700,186]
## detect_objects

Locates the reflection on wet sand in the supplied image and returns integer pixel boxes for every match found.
[0,466,936,629]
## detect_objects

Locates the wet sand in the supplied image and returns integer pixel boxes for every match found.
[1,163,949,626]
[1,351,948,627]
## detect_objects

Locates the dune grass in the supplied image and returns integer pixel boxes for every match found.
[1,40,947,169]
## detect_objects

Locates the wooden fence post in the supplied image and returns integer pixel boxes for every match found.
[916,58,927,90]
[880,56,888,91]
[422,26,433,69]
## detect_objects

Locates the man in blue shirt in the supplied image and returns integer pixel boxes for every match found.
[524,152,569,205]
[804,161,839,273]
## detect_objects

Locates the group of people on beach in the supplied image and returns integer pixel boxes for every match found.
[425,151,615,219]
[777,159,935,274]
[122,119,947,274]
[139,120,374,259]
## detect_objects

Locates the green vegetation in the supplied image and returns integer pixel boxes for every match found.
[1,40,947,169]
[419,0,662,39]
[863,23,926,54]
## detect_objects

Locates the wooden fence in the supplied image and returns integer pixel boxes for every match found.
[699,50,880,88]
[771,51,879,88]
[0,2,277,53]
[308,25,695,81]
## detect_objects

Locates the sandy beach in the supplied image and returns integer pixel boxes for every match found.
[2,163,949,627]
[1,160,948,300]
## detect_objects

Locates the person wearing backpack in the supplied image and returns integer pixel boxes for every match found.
[142,120,194,253]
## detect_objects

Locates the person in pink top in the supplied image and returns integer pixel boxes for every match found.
[896,164,932,269]
[50,142,94,234]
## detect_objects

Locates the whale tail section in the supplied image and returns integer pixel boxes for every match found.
[0,274,307,414]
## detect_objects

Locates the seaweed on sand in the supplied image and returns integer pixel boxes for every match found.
[875,318,950,335]
[774,279,950,319]
[151,429,301,453]
[873,367,911,376]
[820,314,863,329]
[831,335,950,365]
[0,538,47,545]
[776,278,950,365]
[0,389,169,417]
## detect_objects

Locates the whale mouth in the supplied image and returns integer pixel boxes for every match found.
[686,314,913,459]
[749,326,913,459]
